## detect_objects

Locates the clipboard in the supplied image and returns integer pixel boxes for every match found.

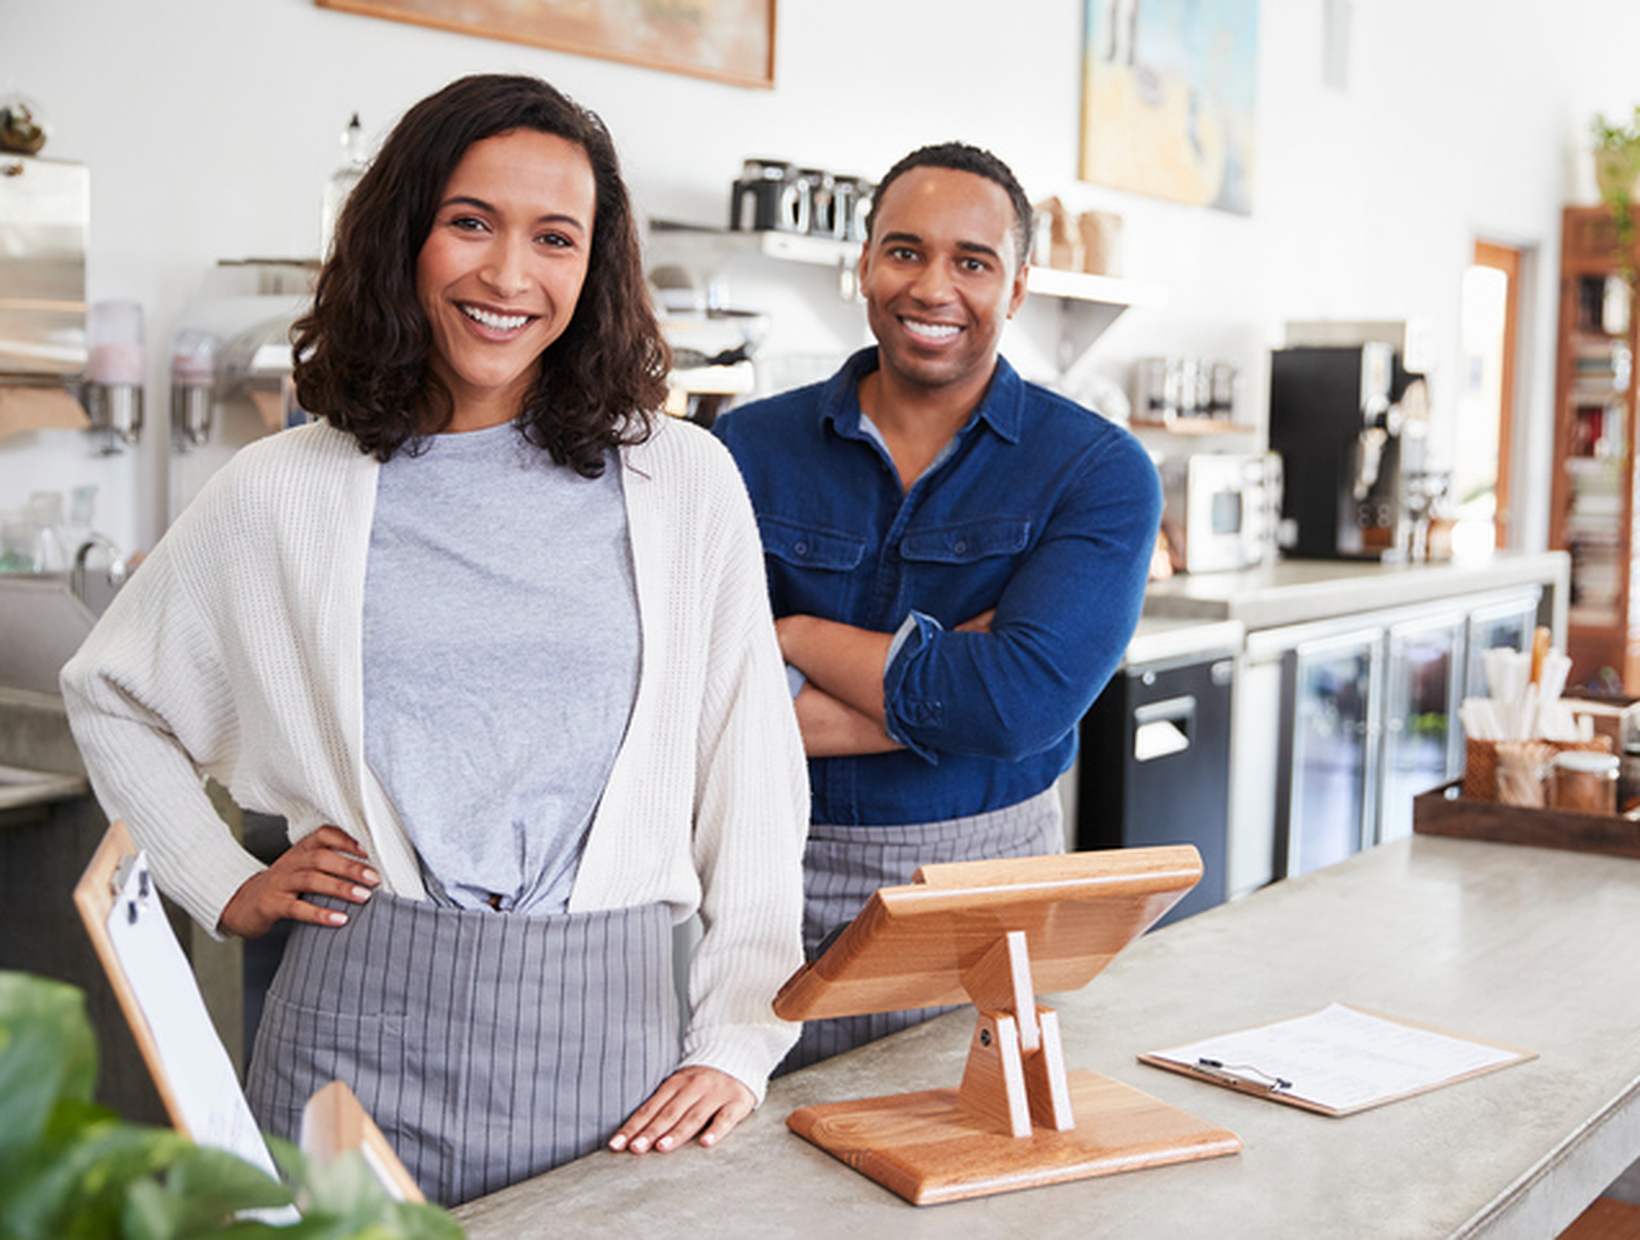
[302,1081,423,1203]
[72,821,282,1177]
[75,820,424,1208]
[1139,1003,1537,1118]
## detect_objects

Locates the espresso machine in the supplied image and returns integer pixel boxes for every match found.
[1268,340,1430,560]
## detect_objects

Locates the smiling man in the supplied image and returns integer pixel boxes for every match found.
[713,143,1161,1069]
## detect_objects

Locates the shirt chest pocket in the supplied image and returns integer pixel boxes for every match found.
[899,517,1032,564]
[759,515,868,616]
[899,516,1033,611]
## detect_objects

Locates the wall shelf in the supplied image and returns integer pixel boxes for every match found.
[647,219,1167,384]
[649,219,1167,310]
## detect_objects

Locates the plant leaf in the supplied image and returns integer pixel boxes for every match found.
[0,1120,185,1239]
[206,1219,352,1240]
[43,1095,117,1139]
[302,1150,391,1221]
[167,1144,295,1215]
[0,972,99,1158]
[265,1134,310,1195]
[121,1177,188,1240]
[387,1201,467,1240]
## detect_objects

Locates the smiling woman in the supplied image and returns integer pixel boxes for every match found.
[414,129,597,430]
[60,73,807,1207]
[294,74,669,474]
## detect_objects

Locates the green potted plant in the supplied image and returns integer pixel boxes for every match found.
[0,971,462,1239]
[1592,106,1640,266]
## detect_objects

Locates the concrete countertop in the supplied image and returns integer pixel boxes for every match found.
[1142,551,1569,631]
[456,837,1640,1239]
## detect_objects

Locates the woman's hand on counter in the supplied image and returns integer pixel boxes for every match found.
[217,825,380,938]
[608,1065,755,1155]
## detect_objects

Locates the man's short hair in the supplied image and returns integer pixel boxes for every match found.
[867,142,1033,268]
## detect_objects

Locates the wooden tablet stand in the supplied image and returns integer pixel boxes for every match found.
[774,848,1241,1206]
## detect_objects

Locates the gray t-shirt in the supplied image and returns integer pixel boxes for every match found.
[362,420,640,914]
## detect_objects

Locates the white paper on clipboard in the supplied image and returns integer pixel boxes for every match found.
[107,852,281,1181]
[1147,1003,1529,1114]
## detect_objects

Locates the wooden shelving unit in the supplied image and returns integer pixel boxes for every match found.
[1549,206,1640,690]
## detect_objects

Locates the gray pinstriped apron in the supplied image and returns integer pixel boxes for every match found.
[245,891,677,1206]
[779,786,1063,1074]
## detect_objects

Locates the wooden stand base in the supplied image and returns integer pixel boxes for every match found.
[788,1069,1241,1206]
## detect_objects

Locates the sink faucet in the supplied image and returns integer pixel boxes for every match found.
[71,535,128,611]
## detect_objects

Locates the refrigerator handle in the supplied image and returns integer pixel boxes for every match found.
[1134,695,1196,762]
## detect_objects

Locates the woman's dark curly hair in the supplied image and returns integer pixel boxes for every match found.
[292,74,668,476]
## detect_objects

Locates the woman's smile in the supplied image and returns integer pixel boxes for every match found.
[416,128,596,430]
[454,300,541,341]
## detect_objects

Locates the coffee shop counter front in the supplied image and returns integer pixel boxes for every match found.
[455,834,1640,1240]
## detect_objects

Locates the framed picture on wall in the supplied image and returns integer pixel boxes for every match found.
[1080,0,1258,214]
[316,0,777,90]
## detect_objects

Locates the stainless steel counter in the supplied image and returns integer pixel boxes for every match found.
[456,836,1640,1239]
[1142,551,1568,632]
[0,687,89,817]
[0,764,88,814]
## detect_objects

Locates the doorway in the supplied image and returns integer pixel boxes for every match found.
[1453,241,1523,555]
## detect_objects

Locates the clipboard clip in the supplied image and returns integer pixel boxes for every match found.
[1196,1057,1292,1093]
[112,854,152,924]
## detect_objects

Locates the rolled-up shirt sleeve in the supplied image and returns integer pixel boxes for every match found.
[785,663,808,698]
[881,433,1161,764]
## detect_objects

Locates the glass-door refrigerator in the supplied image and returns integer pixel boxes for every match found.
[1278,629,1383,877]
[1377,612,1464,844]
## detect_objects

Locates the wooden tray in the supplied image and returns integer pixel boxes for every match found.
[1413,781,1640,860]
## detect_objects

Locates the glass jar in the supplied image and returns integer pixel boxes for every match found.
[1550,750,1619,815]
[1494,741,1553,808]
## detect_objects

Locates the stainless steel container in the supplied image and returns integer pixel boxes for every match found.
[0,575,98,696]
[0,155,89,379]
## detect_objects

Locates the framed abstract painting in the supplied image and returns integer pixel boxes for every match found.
[318,0,777,89]
[1080,0,1259,214]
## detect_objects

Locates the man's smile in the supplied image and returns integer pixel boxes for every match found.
[899,316,963,343]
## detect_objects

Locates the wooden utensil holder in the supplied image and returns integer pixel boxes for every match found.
[1462,736,1611,802]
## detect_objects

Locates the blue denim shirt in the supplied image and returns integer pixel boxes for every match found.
[714,348,1161,826]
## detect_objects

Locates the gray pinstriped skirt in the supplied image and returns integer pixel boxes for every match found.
[779,786,1063,1074]
[245,890,677,1206]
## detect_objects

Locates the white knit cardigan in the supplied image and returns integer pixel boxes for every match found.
[60,416,808,1100]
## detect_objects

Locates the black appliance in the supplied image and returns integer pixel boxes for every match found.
[1078,651,1234,927]
[727,158,810,234]
[1268,343,1426,559]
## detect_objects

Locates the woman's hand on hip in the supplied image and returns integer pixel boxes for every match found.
[608,1066,755,1155]
[217,825,380,939]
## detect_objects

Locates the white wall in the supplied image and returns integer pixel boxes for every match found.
[5,0,1640,554]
